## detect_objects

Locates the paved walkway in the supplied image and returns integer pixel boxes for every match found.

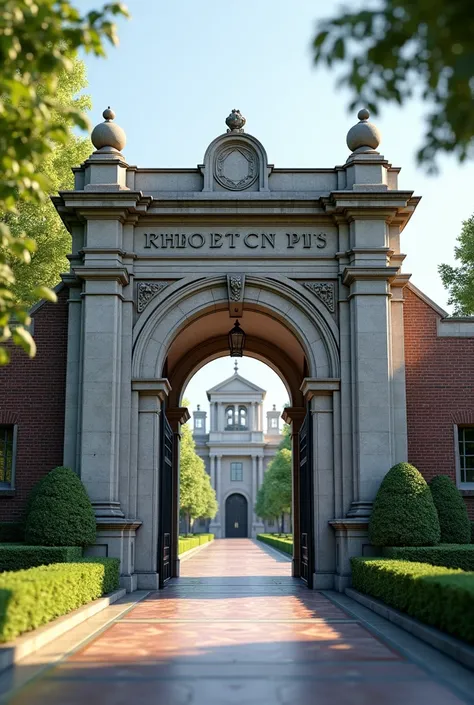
[2,539,474,704]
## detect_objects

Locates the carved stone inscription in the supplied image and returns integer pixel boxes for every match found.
[138,229,330,255]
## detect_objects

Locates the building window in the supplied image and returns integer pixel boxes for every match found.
[238,406,247,430]
[230,462,243,482]
[457,426,474,486]
[195,418,203,429]
[0,425,17,490]
[226,406,235,429]
[270,418,278,429]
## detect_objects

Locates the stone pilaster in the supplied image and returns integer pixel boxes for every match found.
[167,406,191,578]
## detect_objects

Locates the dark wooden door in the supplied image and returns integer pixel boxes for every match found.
[158,408,173,588]
[299,407,314,588]
[225,494,248,538]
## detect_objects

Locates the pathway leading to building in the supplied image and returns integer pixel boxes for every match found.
[3,539,474,704]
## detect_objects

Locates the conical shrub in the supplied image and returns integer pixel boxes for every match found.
[25,467,96,547]
[429,475,471,544]
[369,462,440,546]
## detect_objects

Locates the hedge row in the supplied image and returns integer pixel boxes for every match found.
[0,558,120,642]
[178,533,214,555]
[0,545,82,573]
[383,545,474,572]
[257,534,293,556]
[0,523,24,544]
[351,557,474,644]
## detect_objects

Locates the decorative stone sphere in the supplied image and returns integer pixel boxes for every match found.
[91,107,126,152]
[346,108,381,152]
[225,109,246,133]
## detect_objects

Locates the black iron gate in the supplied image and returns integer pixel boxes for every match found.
[299,406,314,588]
[158,408,173,588]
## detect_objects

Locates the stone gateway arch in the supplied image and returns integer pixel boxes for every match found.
[50,107,418,591]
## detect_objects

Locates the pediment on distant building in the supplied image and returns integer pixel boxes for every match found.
[206,373,266,399]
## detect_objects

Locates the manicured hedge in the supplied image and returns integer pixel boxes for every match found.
[257,534,293,556]
[0,523,24,543]
[178,533,214,555]
[471,521,474,544]
[0,558,120,642]
[0,545,82,573]
[383,545,474,571]
[351,557,474,644]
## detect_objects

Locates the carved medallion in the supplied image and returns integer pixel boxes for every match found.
[215,145,258,191]
[304,282,335,313]
[137,282,169,313]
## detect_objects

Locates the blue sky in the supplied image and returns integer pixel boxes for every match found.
[77,0,474,414]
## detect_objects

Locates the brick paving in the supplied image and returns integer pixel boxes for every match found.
[7,539,473,704]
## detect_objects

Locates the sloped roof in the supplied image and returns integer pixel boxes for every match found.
[206,371,266,399]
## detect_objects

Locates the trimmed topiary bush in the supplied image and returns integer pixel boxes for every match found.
[369,462,440,546]
[25,467,96,547]
[429,475,471,544]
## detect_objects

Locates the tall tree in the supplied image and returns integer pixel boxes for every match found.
[255,448,292,533]
[439,215,474,315]
[9,58,92,305]
[312,1,474,170]
[179,423,218,534]
[0,0,128,364]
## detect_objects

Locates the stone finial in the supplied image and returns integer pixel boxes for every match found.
[234,360,239,374]
[226,109,246,133]
[91,107,127,152]
[197,404,200,411]
[346,108,381,153]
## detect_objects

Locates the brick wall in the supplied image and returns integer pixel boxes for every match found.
[0,287,68,520]
[404,285,474,517]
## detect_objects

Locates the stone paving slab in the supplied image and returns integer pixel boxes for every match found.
[4,539,474,705]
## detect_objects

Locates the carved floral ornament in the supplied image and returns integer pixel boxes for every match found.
[137,282,169,313]
[229,275,243,301]
[304,282,336,313]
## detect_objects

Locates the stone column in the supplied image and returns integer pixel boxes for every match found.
[210,455,222,537]
[255,456,265,535]
[167,406,190,578]
[132,379,170,590]
[282,407,306,577]
[62,274,82,472]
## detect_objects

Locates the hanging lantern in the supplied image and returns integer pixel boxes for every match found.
[228,320,246,357]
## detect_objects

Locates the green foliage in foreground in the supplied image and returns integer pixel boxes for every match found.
[383,545,474,572]
[369,463,440,547]
[429,475,471,544]
[0,558,119,642]
[25,467,96,547]
[0,545,82,572]
[0,522,24,543]
[178,533,214,555]
[351,558,474,644]
[312,0,474,170]
[257,533,293,556]
[180,423,218,533]
[0,0,128,364]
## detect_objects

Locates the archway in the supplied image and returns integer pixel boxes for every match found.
[225,494,248,538]
[131,274,341,590]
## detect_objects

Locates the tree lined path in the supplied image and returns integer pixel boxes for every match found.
[5,540,474,704]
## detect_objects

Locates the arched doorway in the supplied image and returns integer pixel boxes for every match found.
[132,275,340,590]
[225,494,248,538]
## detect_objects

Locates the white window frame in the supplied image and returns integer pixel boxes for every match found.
[0,424,18,492]
[270,418,278,429]
[230,461,243,482]
[195,418,203,429]
[454,424,474,489]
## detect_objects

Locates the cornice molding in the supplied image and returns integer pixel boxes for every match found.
[342,266,399,286]
[73,266,129,285]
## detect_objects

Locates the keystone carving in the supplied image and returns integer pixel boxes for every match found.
[137,282,169,313]
[304,282,335,313]
[227,274,245,317]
